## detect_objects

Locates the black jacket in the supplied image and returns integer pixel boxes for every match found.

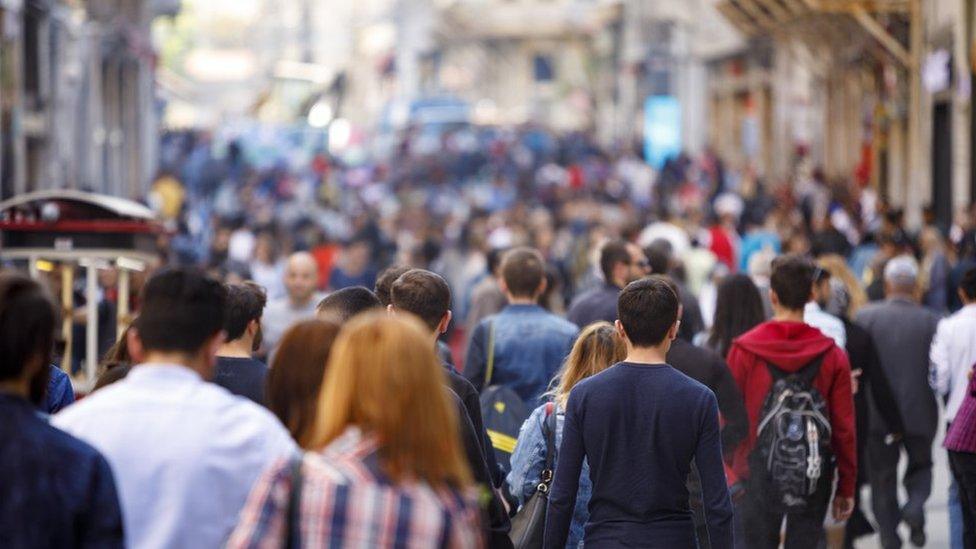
[843,319,905,454]
[667,338,748,457]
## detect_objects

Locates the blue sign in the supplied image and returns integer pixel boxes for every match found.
[643,95,682,169]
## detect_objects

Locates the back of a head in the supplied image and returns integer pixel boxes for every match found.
[709,273,766,356]
[134,268,226,355]
[390,269,451,331]
[599,240,631,283]
[884,254,919,294]
[223,282,267,341]
[644,240,672,275]
[0,273,57,404]
[269,319,341,448]
[311,313,470,487]
[555,321,626,408]
[501,247,546,299]
[374,265,412,307]
[316,286,381,324]
[486,247,507,275]
[770,254,815,311]
[617,278,679,347]
[960,267,976,302]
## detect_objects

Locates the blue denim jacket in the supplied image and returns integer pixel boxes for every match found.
[465,304,578,405]
[508,404,590,548]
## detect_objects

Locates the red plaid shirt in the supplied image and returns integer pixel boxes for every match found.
[228,428,484,548]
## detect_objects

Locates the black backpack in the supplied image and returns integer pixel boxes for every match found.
[750,355,833,513]
[479,320,530,473]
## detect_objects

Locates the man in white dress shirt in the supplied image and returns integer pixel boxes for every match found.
[805,265,846,348]
[54,268,296,549]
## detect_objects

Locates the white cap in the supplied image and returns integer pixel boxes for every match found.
[714,193,744,219]
[883,254,919,285]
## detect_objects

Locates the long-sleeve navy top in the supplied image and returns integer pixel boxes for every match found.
[543,362,733,549]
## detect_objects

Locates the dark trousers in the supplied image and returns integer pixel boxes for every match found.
[949,451,976,549]
[867,433,934,548]
[741,475,832,549]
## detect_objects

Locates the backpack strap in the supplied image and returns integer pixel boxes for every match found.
[765,353,826,385]
[484,319,496,388]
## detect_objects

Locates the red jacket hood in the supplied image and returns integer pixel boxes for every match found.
[733,321,836,371]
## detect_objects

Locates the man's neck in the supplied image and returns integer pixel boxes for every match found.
[625,345,669,365]
[217,339,254,359]
[508,297,537,306]
[887,292,915,302]
[141,351,205,376]
[289,294,313,308]
[773,308,805,323]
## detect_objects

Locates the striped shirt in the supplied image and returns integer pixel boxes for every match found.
[946,369,976,454]
[228,427,484,548]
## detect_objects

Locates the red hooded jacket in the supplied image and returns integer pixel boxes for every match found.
[726,320,857,498]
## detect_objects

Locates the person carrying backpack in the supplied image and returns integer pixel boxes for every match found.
[726,254,856,549]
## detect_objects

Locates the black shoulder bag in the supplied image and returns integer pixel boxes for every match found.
[285,455,304,549]
[509,403,557,548]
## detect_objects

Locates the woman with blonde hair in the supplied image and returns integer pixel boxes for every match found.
[229,313,483,548]
[507,321,626,548]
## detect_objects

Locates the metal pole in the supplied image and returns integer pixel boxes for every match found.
[61,264,73,374]
[906,0,924,226]
[117,267,129,340]
[85,263,98,381]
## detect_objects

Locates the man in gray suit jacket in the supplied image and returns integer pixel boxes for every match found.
[855,255,940,548]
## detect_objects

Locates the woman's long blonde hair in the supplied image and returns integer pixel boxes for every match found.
[818,254,867,316]
[309,313,472,488]
[551,321,626,409]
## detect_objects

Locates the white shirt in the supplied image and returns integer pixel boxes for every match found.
[930,304,976,422]
[804,302,847,349]
[53,364,296,549]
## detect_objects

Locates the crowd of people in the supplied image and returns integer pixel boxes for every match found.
[5,124,976,548]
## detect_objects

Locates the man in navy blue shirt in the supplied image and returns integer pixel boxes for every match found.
[0,273,123,547]
[214,282,269,404]
[544,277,733,548]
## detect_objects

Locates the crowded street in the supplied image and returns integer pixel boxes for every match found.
[3,0,976,548]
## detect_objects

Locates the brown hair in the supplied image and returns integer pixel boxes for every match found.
[268,319,341,448]
[550,322,626,409]
[817,254,867,316]
[309,313,472,488]
[501,247,546,298]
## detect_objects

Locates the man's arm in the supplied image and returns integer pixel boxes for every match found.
[930,319,951,397]
[81,455,125,548]
[464,322,488,391]
[863,332,905,437]
[826,348,857,500]
[695,391,734,549]
[543,393,585,549]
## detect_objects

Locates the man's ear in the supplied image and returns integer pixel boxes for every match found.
[499,277,510,296]
[127,327,146,364]
[203,330,226,369]
[669,320,680,341]
[247,318,260,337]
[387,304,395,316]
[614,319,627,341]
[536,277,548,298]
[769,288,781,308]
[438,311,453,335]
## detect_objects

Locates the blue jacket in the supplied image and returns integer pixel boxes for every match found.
[45,365,75,414]
[508,404,589,548]
[465,304,578,405]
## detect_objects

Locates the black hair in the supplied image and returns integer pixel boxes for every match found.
[0,273,58,405]
[134,268,227,354]
[644,240,672,275]
[391,269,451,331]
[707,274,766,358]
[960,267,976,301]
[486,247,507,275]
[617,277,679,347]
[223,282,267,341]
[599,240,631,284]
[374,265,412,308]
[316,286,382,323]
[501,247,546,298]
[770,254,815,311]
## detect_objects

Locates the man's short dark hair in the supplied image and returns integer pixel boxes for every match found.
[644,240,673,275]
[0,274,57,396]
[770,254,816,310]
[617,278,679,347]
[391,269,451,331]
[501,247,546,298]
[486,247,507,275]
[134,268,227,354]
[600,240,632,283]
[960,267,976,301]
[316,286,382,323]
[374,265,412,307]
[223,282,267,341]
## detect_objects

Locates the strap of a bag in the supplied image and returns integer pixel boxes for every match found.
[285,455,304,549]
[765,353,826,385]
[485,319,496,388]
[540,402,556,490]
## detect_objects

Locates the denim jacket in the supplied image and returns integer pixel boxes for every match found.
[464,304,578,405]
[508,404,590,548]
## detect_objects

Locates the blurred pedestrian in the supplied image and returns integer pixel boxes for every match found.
[856,255,940,548]
[314,286,381,324]
[465,248,508,333]
[262,252,323,354]
[700,273,766,358]
[544,278,733,548]
[566,240,649,328]
[228,314,484,548]
[0,273,124,547]
[214,282,268,404]
[727,255,856,549]
[508,321,626,548]
[804,267,846,348]
[54,268,296,549]
[944,365,976,549]
[266,319,340,447]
